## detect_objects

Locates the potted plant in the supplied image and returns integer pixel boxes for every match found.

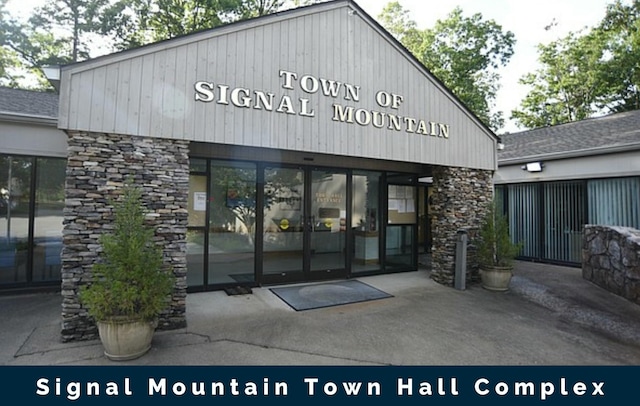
[476,200,522,291]
[80,183,173,361]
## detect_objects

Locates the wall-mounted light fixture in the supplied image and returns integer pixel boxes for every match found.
[521,162,544,172]
[42,65,61,91]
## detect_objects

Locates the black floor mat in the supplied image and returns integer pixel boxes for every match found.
[270,280,392,311]
[224,286,253,296]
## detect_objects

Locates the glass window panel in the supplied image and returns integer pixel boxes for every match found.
[543,181,585,263]
[310,170,347,273]
[588,177,640,228]
[507,184,540,258]
[352,170,381,274]
[190,158,207,173]
[188,174,207,227]
[209,161,256,284]
[385,224,416,270]
[263,167,305,275]
[186,229,205,287]
[33,158,65,282]
[0,155,33,284]
[388,185,416,224]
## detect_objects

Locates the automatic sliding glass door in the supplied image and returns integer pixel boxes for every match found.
[309,169,347,279]
[261,167,347,284]
[386,183,417,270]
[262,167,306,283]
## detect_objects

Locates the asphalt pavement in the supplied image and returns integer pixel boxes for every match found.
[2,261,640,365]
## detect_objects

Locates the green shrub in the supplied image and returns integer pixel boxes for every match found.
[80,183,173,321]
[477,200,522,267]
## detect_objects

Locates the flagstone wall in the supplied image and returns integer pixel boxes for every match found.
[583,225,640,305]
[430,166,494,286]
[60,132,189,342]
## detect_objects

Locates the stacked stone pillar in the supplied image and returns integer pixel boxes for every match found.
[430,166,493,286]
[61,132,189,342]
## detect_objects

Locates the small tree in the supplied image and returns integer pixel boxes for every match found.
[477,200,522,267]
[80,183,173,321]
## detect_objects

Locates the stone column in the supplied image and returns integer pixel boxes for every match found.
[430,166,493,286]
[61,132,189,342]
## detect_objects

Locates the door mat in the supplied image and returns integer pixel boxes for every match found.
[270,280,392,311]
[224,286,253,296]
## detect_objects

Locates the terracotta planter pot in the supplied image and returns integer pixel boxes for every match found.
[97,318,158,361]
[480,265,513,292]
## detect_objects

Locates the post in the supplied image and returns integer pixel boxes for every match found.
[455,229,468,290]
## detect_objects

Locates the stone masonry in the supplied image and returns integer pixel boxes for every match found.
[61,131,189,342]
[583,225,640,305]
[430,166,493,286]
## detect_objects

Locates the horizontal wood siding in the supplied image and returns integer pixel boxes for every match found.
[58,3,496,170]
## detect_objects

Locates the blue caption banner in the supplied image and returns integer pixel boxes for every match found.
[0,366,634,405]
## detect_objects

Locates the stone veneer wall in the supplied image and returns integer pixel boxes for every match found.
[430,166,493,286]
[61,132,189,342]
[582,225,640,305]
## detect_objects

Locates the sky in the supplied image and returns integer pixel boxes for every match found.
[6,0,613,133]
[357,0,612,133]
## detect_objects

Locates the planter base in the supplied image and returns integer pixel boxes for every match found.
[97,319,157,361]
[104,345,151,361]
[480,266,513,292]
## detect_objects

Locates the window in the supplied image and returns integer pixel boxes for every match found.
[0,154,66,287]
[33,158,65,282]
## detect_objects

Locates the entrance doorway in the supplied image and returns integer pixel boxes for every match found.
[186,158,422,291]
[262,167,348,284]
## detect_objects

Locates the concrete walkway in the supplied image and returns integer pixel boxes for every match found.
[2,261,640,365]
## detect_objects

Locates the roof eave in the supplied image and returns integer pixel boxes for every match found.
[498,142,640,166]
[0,112,59,127]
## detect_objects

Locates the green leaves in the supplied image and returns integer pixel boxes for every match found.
[511,30,608,129]
[477,200,522,267]
[0,0,290,87]
[378,3,515,132]
[80,183,173,322]
[512,0,640,129]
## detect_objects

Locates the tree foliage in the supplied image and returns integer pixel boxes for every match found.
[0,0,293,88]
[378,2,515,132]
[80,183,173,321]
[101,0,246,47]
[0,0,23,87]
[476,200,522,267]
[0,0,66,88]
[31,0,113,62]
[599,0,640,113]
[512,0,640,129]
[511,31,607,128]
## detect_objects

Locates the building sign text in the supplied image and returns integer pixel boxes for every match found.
[194,70,449,138]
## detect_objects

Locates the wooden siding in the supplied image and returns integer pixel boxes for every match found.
[58,1,497,170]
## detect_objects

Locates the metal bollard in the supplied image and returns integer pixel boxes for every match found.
[454,229,468,290]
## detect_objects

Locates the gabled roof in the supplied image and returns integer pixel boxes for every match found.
[499,109,640,164]
[57,0,499,170]
[60,0,496,143]
[0,87,59,121]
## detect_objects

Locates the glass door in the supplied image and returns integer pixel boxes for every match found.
[309,169,347,280]
[261,167,348,284]
[386,183,417,270]
[208,161,257,285]
[351,170,382,275]
[262,167,306,283]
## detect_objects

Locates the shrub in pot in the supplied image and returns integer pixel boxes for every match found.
[476,200,522,291]
[80,183,173,361]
